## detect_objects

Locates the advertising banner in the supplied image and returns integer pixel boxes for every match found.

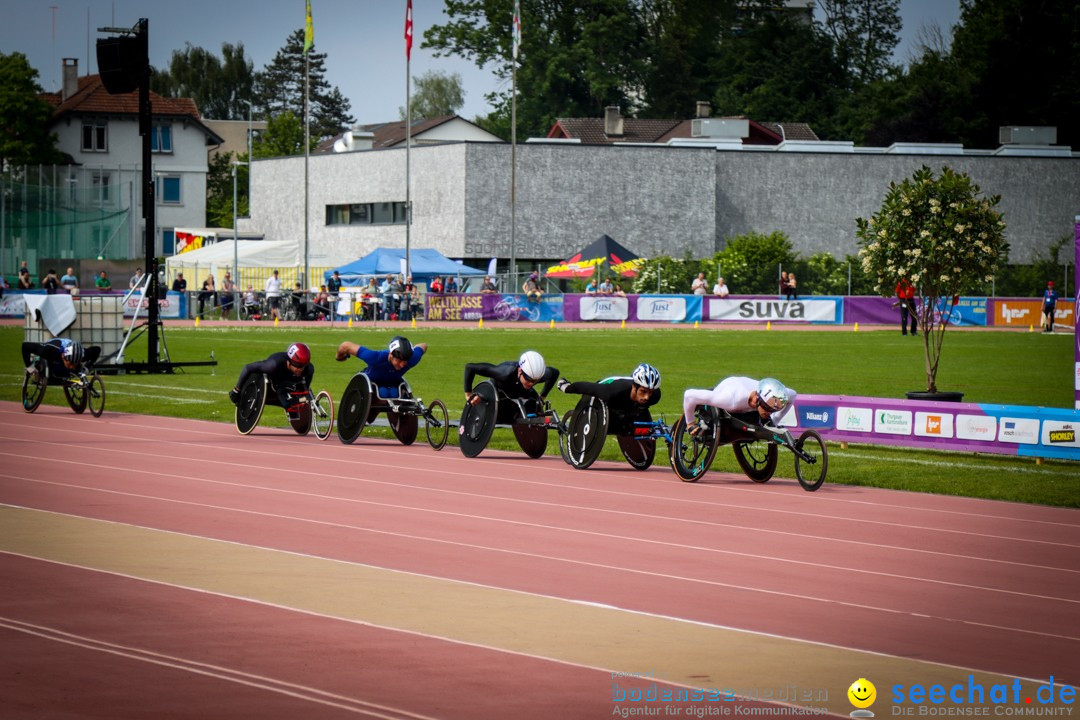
[580,295,630,321]
[989,298,1074,327]
[477,294,564,323]
[704,297,840,324]
[933,297,987,326]
[122,290,184,319]
[635,295,701,322]
[792,394,1080,460]
[1075,215,1079,410]
[425,293,484,321]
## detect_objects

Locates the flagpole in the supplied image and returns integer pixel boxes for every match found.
[510,1,520,285]
[304,50,310,289]
[405,0,413,281]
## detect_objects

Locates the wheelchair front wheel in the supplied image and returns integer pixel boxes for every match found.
[794,430,828,492]
[424,399,449,451]
[313,390,335,440]
[88,375,106,417]
[22,365,46,413]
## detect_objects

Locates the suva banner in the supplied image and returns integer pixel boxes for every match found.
[704,297,841,324]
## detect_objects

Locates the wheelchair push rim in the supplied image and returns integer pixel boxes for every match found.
[564,397,608,470]
[669,412,720,482]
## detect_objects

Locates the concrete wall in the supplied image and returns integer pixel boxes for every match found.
[247,142,1080,264]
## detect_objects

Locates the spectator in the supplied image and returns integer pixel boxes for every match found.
[379,274,397,320]
[713,277,729,297]
[327,270,342,302]
[613,283,627,297]
[522,272,542,303]
[95,271,112,291]
[291,282,305,319]
[220,272,236,319]
[389,274,406,320]
[361,277,380,321]
[18,264,34,290]
[445,275,458,294]
[691,272,708,295]
[61,267,79,293]
[480,276,498,294]
[598,277,614,295]
[265,269,282,321]
[198,274,217,318]
[779,271,791,298]
[584,277,599,295]
[312,286,331,320]
[1042,280,1058,333]
[172,272,187,293]
[787,272,798,301]
[129,267,145,290]
[42,269,60,294]
[243,285,260,319]
[403,276,422,321]
[430,275,444,293]
[895,277,917,336]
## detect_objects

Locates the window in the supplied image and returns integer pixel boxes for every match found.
[92,172,111,204]
[324,201,408,226]
[150,125,173,153]
[81,121,107,152]
[157,175,181,205]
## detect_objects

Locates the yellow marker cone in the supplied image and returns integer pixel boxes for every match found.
[194,316,200,328]
[479,318,484,329]
[411,316,416,329]
[694,320,699,329]
[854,322,859,332]
[274,316,280,327]
[1029,324,1034,332]
[621,319,626,330]
[347,316,353,328]
[550,319,555,330]
[766,321,772,331]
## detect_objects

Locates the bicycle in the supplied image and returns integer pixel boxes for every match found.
[337,374,449,450]
[669,406,827,491]
[22,359,106,418]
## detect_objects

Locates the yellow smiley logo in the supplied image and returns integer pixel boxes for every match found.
[848,678,877,709]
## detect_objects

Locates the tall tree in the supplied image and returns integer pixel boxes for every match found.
[400,71,465,120]
[424,0,646,138]
[254,29,355,142]
[151,42,256,120]
[252,111,307,158]
[0,52,64,168]
[818,0,902,86]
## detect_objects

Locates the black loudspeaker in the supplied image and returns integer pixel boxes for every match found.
[96,36,143,94]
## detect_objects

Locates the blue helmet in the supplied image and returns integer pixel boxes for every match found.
[63,340,85,366]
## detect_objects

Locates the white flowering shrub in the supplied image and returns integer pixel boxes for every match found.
[856,166,1007,393]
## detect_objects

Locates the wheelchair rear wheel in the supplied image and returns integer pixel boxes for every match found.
[21,364,47,414]
[733,439,778,483]
[669,413,719,482]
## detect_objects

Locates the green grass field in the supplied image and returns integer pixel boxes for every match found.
[3,324,1078,507]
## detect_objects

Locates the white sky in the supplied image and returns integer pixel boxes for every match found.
[1,0,961,125]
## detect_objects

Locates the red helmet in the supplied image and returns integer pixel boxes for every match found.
[287,342,311,366]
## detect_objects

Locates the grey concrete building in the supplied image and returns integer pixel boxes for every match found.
[243,139,1080,266]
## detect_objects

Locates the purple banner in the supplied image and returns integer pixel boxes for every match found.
[790,394,1080,460]
[1075,216,1079,410]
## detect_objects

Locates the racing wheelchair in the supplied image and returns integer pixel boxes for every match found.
[562,396,673,470]
[458,380,568,459]
[22,359,106,418]
[669,406,828,491]
[336,373,449,450]
[235,374,335,439]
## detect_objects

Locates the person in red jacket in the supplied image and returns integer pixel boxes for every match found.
[896,278,917,336]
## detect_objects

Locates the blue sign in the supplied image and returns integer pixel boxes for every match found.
[797,405,836,429]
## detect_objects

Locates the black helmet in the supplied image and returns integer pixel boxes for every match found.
[63,340,85,366]
[388,336,413,362]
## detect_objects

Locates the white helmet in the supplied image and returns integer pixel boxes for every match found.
[757,378,789,412]
[518,350,546,383]
[631,363,661,390]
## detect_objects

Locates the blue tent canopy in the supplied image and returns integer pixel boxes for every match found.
[325,248,486,284]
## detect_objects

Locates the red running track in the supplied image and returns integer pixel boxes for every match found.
[1,402,1077,718]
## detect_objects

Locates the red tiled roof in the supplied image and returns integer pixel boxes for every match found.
[41,74,204,120]
[316,115,497,153]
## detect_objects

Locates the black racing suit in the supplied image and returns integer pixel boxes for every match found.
[464,360,560,424]
[562,377,661,435]
[236,352,314,409]
[22,339,101,381]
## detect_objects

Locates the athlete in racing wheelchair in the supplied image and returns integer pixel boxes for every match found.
[335,336,449,449]
[230,342,334,438]
[459,350,562,458]
[556,363,664,470]
[21,338,106,416]
[673,376,827,491]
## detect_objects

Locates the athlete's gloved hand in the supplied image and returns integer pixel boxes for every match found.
[556,378,571,393]
[229,388,240,405]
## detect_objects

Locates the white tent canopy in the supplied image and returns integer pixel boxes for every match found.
[165,241,353,276]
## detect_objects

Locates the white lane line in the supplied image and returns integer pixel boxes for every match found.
[0,617,436,719]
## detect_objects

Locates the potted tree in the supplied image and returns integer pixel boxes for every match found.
[856,166,1007,399]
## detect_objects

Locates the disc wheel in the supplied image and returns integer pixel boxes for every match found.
[458,381,497,458]
[423,399,449,450]
[235,375,267,435]
[564,397,609,469]
[64,380,88,414]
[557,410,573,464]
[733,439,778,483]
[794,429,828,492]
[337,374,373,445]
[618,435,656,471]
[669,414,719,482]
[312,390,335,440]
[21,365,46,414]
[87,375,106,417]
